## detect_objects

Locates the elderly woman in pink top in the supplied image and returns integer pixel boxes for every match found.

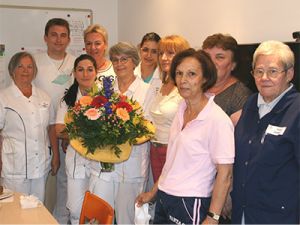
[136,49,234,225]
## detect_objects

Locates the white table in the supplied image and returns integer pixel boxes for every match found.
[0,192,58,224]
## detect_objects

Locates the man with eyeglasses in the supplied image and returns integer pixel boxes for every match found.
[231,40,300,224]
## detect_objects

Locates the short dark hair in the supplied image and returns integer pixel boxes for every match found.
[202,33,238,63]
[45,18,70,37]
[170,48,217,92]
[140,32,161,47]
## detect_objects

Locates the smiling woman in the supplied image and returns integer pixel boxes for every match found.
[86,42,152,224]
[148,35,190,183]
[0,52,52,202]
[55,54,97,224]
[84,24,116,82]
[232,41,300,224]
[135,32,161,85]
[11,55,35,97]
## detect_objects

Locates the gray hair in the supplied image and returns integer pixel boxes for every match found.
[8,51,38,78]
[109,42,140,67]
[253,40,294,70]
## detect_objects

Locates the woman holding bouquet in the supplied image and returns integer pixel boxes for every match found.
[88,42,151,224]
[136,49,235,224]
[55,54,97,224]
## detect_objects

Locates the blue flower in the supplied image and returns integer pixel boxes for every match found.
[103,76,114,99]
[104,102,113,114]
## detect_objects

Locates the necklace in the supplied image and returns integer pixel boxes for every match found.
[97,60,108,72]
[57,54,66,71]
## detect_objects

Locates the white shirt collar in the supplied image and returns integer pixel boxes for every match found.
[257,84,293,118]
[114,76,141,95]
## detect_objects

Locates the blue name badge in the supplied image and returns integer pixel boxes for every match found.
[52,74,71,85]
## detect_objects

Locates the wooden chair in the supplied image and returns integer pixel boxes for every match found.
[79,191,114,224]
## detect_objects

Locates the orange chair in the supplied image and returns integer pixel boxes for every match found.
[79,191,114,224]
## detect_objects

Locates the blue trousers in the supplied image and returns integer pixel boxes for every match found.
[154,190,211,225]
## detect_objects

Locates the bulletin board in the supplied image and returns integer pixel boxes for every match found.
[0,5,93,89]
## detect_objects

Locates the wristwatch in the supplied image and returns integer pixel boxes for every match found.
[207,211,220,221]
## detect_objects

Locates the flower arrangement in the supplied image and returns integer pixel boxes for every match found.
[64,76,155,171]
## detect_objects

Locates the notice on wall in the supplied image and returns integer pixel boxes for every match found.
[0,6,93,90]
[69,19,88,46]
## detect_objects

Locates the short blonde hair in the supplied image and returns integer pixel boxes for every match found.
[84,24,108,45]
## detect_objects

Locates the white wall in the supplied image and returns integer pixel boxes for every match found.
[118,0,300,48]
[0,0,118,47]
[1,0,300,48]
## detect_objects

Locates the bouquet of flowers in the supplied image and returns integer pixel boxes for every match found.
[64,76,155,171]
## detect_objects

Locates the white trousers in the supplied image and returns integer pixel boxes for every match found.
[3,175,47,202]
[52,148,69,224]
[89,174,146,224]
[67,177,89,225]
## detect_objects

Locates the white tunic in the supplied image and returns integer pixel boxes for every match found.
[90,76,150,182]
[0,83,51,179]
[33,52,76,124]
[56,91,91,179]
[134,63,162,119]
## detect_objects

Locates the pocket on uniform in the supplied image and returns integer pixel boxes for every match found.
[2,138,16,154]
[39,107,50,126]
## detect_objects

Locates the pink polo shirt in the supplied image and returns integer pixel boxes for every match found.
[158,95,235,197]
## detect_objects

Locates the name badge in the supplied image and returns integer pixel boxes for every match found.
[52,74,71,85]
[265,124,286,136]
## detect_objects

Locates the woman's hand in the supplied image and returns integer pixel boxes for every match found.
[221,191,232,219]
[205,164,232,224]
[202,216,219,224]
[51,153,60,176]
[135,191,155,207]
[61,139,69,153]
[135,180,159,207]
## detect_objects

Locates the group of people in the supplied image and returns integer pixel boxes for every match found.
[0,17,299,225]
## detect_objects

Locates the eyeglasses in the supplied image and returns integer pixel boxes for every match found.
[111,56,130,65]
[251,68,286,78]
[141,47,158,55]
